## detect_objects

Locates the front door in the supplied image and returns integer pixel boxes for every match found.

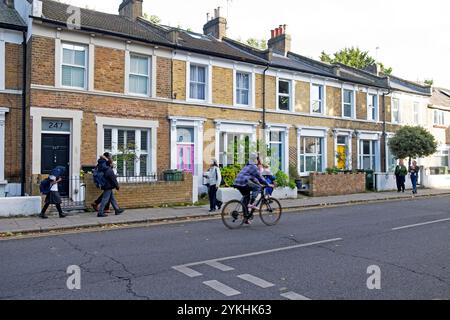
[41,134,70,196]
[177,144,195,174]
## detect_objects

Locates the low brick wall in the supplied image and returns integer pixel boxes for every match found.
[85,173,193,209]
[309,172,366,197]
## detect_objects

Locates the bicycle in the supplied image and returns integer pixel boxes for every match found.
[221,186,282,229]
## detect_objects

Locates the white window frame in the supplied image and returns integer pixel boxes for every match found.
[128,53,151,97]
[268,130,285,172]
[298,136,324,175]
[433,109,445,126]
[61,42,88,90]
[188,63,208,102]
[311,83,325,115]
[277,78,293,112]
[392,98,400,123]
[342,88,355,119]
[413,102,420,125]
[367,93,379,122]
[359,140,377,170]
[234,70,252,107]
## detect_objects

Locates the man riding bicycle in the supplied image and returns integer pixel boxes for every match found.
[234,153,270,223]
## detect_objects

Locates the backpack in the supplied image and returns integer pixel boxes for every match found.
[92,168,107,189]
[39,178,52,195]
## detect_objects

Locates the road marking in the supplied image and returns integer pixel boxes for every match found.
[203,280,241,297]
[238,274,274,288]
[172,265,202,278]
[205,261,235,272]
[392,218,450,231]
[281,291,311,300]
[178,238,342,268]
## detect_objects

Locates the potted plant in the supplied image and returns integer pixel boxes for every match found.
[289,165,303,189]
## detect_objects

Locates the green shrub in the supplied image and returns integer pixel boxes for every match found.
[288,180,296,190]
[275,170,290,188]
[326,167,340,174]
[221,164,243,187]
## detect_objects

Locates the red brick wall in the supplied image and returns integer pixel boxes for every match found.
[94,46,125,93]
[309,172,366,197]
[5,43,23,90]
[85,173,193,209]
[31,36,55,86]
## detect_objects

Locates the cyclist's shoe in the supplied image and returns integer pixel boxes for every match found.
[244,219,252,225]
[248,204,258,211]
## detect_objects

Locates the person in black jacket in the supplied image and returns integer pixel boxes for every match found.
[97,158,124,218]
[91,153,113,212]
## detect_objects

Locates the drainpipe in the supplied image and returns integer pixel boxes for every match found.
[382,85,392,174]
[262,64,270,141]
[21,31,27,196]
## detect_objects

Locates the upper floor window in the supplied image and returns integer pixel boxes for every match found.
[392,98,400,123]
[413,102,420,124]
[62,43,87,89]
[311,84,324,114]
[368,94,378,121]
[129,54,151,96]
[343,89,354,118]
[278,79,291,111]
[236,72,250,106]
[433,110,445,126]
[189,64,207,100]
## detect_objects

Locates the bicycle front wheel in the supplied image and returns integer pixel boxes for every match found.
[259,198,282,226]
[221,200,246,229]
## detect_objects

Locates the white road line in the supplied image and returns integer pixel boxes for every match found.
[205,261,235,272]
[181,238,342,267]
[203,280,241,297]
[172,266,202,278]
[392,218,450,231]
[237,274,274,288]
[281,291,311,300]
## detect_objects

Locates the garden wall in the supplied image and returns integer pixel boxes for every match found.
[309,172,366,197]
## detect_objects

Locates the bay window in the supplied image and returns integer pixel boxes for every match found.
[299,137,323,173]
[62,43,87,89]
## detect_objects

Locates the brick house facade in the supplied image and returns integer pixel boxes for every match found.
[0,0,435,200]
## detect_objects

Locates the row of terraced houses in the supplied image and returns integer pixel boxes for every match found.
[1,0,450,203]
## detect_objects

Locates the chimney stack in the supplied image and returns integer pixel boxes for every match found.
[119,0,143,21]
[268,24,291,56]
[203,7,227,40]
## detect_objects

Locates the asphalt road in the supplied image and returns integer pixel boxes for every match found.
[0,197,449,300]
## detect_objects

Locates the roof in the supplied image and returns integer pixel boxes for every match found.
[39,0,171,45]
[0,2,26,29]
[388,75,432,96]
[430,87,450,109]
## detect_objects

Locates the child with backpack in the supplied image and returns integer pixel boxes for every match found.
[261,165,276,198]
[39,168,67,219]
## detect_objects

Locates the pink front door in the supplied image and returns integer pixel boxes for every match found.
[177,144,195,174]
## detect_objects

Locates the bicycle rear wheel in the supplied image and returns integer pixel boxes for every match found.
[221,200,246,229]
[259,198,282,226]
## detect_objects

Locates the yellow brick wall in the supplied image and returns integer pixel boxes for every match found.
[172,60,186,100]
[212,66,233,105]
[255,74,263,108]
[265,76,276,110]
[295,81,310,113]
[327,86,341,117]
[356,91,367,120]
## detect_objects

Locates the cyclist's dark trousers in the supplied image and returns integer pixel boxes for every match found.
[236,186,251,207]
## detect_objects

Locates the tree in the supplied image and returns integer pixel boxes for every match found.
[320,47,393,75]
[246,38,267,50]
[388,126,438,165]
[143,13,161,25]
[424,79,434,86]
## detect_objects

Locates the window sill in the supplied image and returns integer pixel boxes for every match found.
[433,125,447,129]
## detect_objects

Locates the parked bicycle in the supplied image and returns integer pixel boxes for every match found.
[221,186,282,229]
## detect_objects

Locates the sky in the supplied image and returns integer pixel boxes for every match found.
[58,0,450,88]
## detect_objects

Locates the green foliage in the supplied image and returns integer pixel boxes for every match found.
[320,47,392,75]
[288,180,296,190]
[388,126,438,161]
[275,170,290,188]
[326,167,340,174]
[246,38,267,50]
[143,13,161,25]
[221,165,243,187]
[289,165,300,180]
[424,79,434,86]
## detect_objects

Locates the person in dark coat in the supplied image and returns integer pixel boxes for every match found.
[409,160,420,194]
[91,153,113,212]
[97,158,124,217]
[395,159,408,193]
[39,173,67,219]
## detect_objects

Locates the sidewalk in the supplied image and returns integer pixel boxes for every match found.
[1,188,450,236]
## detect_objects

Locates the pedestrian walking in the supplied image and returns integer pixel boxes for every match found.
[39,168,67,219]
[409,160,420,194]
[204,159,222,213]
[91,152,113,213]
[97,157,124,218]
[395,159,408,193]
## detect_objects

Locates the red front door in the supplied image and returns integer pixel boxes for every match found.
[177,144,195,174]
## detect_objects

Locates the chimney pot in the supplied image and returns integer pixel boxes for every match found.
[203,7,227,40]
[268,24,291,56]
[271,29,275,38]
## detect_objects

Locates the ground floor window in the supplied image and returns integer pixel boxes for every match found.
[299,136,323,174]
[268,131,284,171]
[219,133,251,167]
[431,148,449,167]
[104,127,151,177]
[359,140,377,170]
